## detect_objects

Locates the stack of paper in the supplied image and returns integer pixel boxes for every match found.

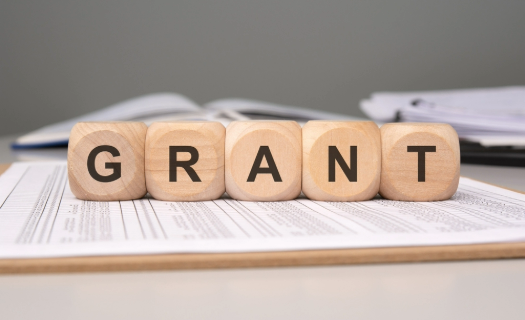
[360,86,525,147]
[1,161,525,259]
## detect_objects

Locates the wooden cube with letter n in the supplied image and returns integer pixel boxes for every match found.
[379,123,460,201]
[145,121,225,201]
[302,121,381,201]
[68,121,147,201]
[225,121,302,201]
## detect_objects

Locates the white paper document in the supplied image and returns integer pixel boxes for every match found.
[1,162,525,259]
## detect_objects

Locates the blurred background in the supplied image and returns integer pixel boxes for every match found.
[1,0,525,136]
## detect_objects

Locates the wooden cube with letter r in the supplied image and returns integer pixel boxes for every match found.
[225,121,302,201]
[145,121,225,201]
[302,121,381,201]
[68,121,147,201]
[379,123,460,201]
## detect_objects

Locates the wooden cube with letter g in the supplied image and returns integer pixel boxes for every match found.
[67,121,147,201]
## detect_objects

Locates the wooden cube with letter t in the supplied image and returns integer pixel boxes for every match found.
[302,121,381,201]
[145,121,225,201]
[225,121,302,201]
[379,123,460,201]
[68,122,148,201]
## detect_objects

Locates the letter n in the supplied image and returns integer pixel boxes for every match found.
[328,146,357,182]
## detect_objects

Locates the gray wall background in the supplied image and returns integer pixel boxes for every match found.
[1,0,525,136]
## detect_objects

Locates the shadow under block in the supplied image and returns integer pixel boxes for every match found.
[379,123,460,201]
[225,121,302,201]
[145,121,225,201]
[68,122,147,201]
[302,121,381,201]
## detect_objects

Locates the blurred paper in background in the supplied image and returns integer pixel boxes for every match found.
[361,86,525,167]
[11,93,363,161]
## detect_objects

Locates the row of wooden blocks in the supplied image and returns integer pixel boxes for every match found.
[68,121,460,202]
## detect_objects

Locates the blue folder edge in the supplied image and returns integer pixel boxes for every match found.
[11,140,69,149]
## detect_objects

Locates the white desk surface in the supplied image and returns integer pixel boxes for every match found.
[1,134,524,320]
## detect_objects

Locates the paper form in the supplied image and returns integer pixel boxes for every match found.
[1,161,525,259]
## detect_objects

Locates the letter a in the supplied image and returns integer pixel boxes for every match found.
[247,146,282,182]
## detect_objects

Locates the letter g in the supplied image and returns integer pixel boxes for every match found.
[87,145,122,182]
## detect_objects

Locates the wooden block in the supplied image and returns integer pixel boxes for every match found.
[225,121,302,201]
[68,122,147,201]
[379,123,460,201]
[145,121,225,201]
[302,121,381,201]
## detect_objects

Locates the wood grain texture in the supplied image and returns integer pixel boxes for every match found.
[0,164,10,176]
[225,121,302,201]
[68,122,147,201]
[302,121,381,201]
[380,123,460,201]
[145,121,225,201]
[1,242,525,274]
[1,163,524,274]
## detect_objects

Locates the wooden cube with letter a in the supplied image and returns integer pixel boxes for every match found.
[225,121,302,201]
[302,121,381,201]
[145,121,225,201]
[379,123,460,201]
[68,121,147,201]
